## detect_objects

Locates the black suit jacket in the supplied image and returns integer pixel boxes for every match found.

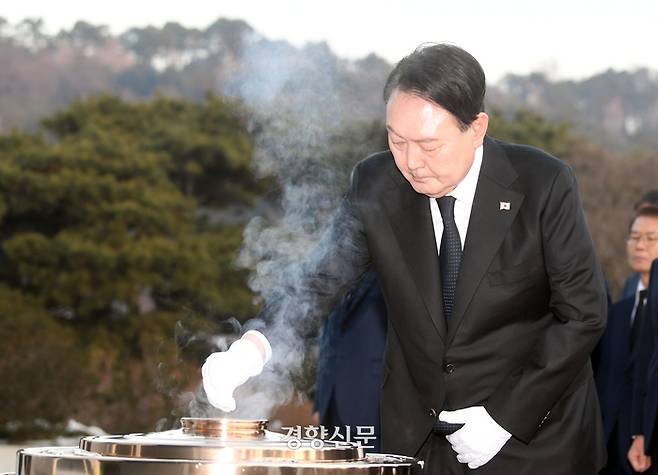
[285,137,607,474]
[596,296,635,441]
[596,296,639,474]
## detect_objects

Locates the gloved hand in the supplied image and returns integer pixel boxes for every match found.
[202,330,272,412]
[439,406,511,469]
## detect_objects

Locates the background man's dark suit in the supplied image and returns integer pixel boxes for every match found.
[596,296,641,474]
[314,270,386,452]
[622,273,641,300]
[631,259,658,467]
[303,136,607,474]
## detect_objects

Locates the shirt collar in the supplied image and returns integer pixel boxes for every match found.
[637,278,646,293]
[633,279,647,309]
[447,145,483,205]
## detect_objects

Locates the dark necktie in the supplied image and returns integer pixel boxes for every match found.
[437,196,462,322]
[631,289,648,350]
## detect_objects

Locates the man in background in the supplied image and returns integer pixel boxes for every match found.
[621,191,658,299]
[597,206,658,474]
[314,270,386,452]
[627,208,658,473]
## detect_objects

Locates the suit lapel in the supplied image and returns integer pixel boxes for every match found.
[385,167,447,342]
[447,138,524,343]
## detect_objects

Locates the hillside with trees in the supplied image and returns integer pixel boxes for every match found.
[2,17,658,150]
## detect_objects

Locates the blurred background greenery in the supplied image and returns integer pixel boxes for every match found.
[0,17,656,441]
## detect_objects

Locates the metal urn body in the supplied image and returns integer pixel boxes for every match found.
[10,418,423,475]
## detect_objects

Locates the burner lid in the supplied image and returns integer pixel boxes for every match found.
[79,417,363,462]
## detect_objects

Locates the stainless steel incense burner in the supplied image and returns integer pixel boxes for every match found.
[7,417,423,475]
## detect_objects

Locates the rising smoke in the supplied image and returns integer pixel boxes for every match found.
[189,38,383,420]
[230,41,348,420]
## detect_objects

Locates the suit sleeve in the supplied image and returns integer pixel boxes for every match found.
[631,260,658,453]
[485,165,607,442]
[630,300,652,445]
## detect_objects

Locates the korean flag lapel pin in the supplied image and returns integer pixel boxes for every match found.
[499,201,511,211]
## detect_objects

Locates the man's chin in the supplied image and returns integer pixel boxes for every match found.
[409,182,445,198]
[402,174,451,197]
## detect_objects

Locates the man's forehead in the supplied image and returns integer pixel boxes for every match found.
[386,92,461,139]
[631,216,658,232]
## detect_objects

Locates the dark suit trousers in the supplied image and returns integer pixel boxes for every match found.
[416,433,466,475]
[604,423,640,475]
[417,393,605,475]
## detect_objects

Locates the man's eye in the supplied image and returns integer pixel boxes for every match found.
[422,147,438,153]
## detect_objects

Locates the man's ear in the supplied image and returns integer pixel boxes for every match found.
[470,112,489,146]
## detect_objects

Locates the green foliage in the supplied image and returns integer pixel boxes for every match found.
[0,95,262,437]
[0,126,221,320]
[487,108,575,157]
[0,95,264,321]
[0,285,87,439]
[73,311,203,435]
[324,120,389,190]
[42,94,262,207]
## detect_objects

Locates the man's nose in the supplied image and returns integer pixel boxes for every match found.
[406,145,423,170]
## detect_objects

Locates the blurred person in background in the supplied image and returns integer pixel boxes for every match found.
[621,191,658,299]
[597,206,658,474]
[627,211,658,473]
[314,270,386,452]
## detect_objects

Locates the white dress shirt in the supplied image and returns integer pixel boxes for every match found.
[429,145,483,257]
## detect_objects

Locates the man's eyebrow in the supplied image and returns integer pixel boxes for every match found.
[386,125,440,143]
[386,125,402,137]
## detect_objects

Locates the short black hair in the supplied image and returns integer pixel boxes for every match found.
[634,189,658,211]
[383,43,486,131]
[629,205,658,231]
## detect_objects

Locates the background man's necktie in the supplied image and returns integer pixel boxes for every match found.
[437,196,462,322]
[631,289,648,350]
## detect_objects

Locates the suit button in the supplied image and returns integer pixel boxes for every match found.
[429,408,437,418]
[444,363,455,374]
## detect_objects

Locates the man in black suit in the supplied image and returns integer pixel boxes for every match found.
[248,44,608,474]
[597,208,658,474]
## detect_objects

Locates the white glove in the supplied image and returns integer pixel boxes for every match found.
[202,330,272,412]
[439,406,511,469]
